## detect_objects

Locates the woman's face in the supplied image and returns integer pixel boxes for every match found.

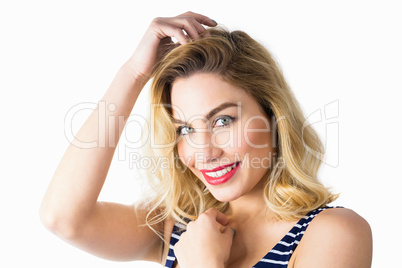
[171,73,275,202]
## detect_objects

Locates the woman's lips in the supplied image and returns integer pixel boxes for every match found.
[199,162,241,185]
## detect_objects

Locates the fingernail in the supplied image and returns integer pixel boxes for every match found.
[231,227,236,236]
[211,19,218,25]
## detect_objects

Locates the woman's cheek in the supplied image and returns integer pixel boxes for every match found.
[245,131,270,150]
[244,117,272,149]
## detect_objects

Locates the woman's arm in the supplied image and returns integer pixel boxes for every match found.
[39,11,217,262]
[39,63,163,261]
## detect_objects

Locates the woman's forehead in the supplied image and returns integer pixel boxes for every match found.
[170,73,249,118]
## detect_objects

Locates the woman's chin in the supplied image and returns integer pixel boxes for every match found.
[209,189,242,203]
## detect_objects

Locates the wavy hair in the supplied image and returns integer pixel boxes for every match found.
[141,27,338,232]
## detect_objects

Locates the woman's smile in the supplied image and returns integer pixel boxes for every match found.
[199,161,241,185]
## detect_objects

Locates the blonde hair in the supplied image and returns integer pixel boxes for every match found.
[141,27,338,231]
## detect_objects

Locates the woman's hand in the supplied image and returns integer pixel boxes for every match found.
[174,208,234,268]
[125,11,217,83]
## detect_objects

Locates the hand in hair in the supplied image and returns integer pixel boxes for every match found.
[125,11,217,83]
[173,208,234,268]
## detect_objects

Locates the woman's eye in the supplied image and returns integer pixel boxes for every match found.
[176,116,234,136]
[214,116,234,127]
[177,126,195,136]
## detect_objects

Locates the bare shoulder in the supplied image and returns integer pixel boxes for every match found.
[294,207,372,268]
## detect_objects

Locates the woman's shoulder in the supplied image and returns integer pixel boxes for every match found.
[300,206,372,245]
[312,207,372,235]
[313,206,369,225]
[293,207,372,267]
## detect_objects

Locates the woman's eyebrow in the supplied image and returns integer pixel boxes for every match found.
[172,101,240,124]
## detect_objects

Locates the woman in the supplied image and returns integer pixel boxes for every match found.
[40,11,372,267]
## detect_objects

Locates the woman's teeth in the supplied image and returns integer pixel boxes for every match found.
[205,162,238,178]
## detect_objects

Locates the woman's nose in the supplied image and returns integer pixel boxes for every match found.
[188,129,223,162]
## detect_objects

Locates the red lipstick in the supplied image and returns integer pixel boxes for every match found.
[199,162,240,185]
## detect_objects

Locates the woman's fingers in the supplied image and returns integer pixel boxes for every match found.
[178,11,217,27]
[151,12,217,44]
[202,208,229,227]
[174,208,233,266]
[151,19,190,44]
[196,208,228,232]
[182,17,207,39]
[126,12,216,81]
[166,17,202,41]
[175,11,217,38]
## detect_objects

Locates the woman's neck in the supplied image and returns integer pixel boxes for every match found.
[225,181,273,228]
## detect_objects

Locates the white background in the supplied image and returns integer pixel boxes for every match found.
[1,1,401,267]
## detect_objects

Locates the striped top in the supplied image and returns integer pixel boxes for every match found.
[164,206,340,268]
